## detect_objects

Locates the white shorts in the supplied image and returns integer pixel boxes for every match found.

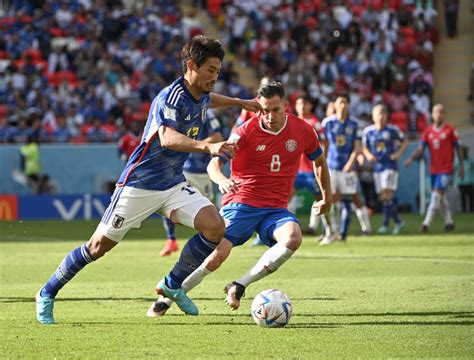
[330,169,358,195]
[374,169,399,193]
[97,183,213,242]
[184,171,214,201]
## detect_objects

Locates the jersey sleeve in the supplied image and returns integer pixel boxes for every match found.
[153,97,181,130]
[304,126,323,161]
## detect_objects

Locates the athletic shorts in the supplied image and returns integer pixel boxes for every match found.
[294,171,321,195]
[184,171,214,201]
[374,169,399,193]
[98,183,212,242]
[329,169,358,195]
[220,203,299,247]
[431,173,453,191]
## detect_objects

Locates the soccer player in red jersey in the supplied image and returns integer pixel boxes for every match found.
[148,81,332,315]
[117,121,143,161]
[405,104,464,232]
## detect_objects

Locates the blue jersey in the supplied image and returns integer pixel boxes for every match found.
[183,109,222,174]
[362,124,405,172]
[322,115,361,170]
[117,77,210,190]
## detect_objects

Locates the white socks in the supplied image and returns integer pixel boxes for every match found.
[308,202,321,230]
[440,194,453,225]
[355,206,372,232]
[423,191,441,226]
[182,264,212,293]
[236,243,294,288]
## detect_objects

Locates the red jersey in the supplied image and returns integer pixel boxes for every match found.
[298,114,323,173]
[118,131,141,160]
[222,114,322,208]
[421,123,459,174]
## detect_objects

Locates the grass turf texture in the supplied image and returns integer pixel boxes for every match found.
[1,214,473,359]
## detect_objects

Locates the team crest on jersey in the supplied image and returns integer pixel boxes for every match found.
[345,127,353,135]
[441,133,446,139]
[286,139,297,152]
[112,215,124,229]
[382,131,390,140]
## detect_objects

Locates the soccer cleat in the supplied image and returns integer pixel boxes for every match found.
[444,223,455,232]
[35,288,55,324]
[377,225,388,234]
[224,281,246,310]
[155,278,198,315]
[159,239,179,256]
[146,297,171,317]
[421,224,429,233]
[250,236,264,247]
[392,221,405,235]
[360,230,372,236]
[319,234,338,246]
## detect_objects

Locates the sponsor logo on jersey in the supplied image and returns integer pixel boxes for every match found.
[112,215,125,228]
[441,133,446,139]
[185,115,192,121]
[256,145,266,151]
[382,131,390,140]
[286,139,297,152]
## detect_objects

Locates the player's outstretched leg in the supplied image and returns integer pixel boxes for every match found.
[339,198,353,241]
[160,218,179,256]
[36,243,96,324]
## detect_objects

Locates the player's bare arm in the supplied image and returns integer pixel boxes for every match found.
[207,157,239,194]
[312,155,332,215]
[210,93,262,113]
[390,136,409,161]
[159,125,236,159]
[362,145,376,162]
[404,145,424,167]
[343,140,362,172]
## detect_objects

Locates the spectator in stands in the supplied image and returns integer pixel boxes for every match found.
[47,46,69,73]
[50,116,71,143]
[0,117,14,143]
[86,118,108,143]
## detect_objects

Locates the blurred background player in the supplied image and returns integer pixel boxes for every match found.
[455,146,473,213]
[322,95,370,244]
[159,109,223,256]
[290,95,334,242]
[35,35,261,324]
[362,105,408,235]
[147,81,332,316]
[405,104,464,232]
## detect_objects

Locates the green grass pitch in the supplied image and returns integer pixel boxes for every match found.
[1,214,473,359]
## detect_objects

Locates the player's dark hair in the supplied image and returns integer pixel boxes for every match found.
[257,81,285,99]
[181,35,225,74]
[334,93,350,103]
[295,94,312,103]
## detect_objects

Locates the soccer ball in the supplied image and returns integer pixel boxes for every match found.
[251,289,292,328]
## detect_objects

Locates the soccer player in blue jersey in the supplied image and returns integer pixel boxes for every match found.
[159,109,223,256]
[362,105,409,234]
[35,35,261,324]
[321,95,363,243]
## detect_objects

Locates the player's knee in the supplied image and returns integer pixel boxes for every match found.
[282,232,302,252]
[87,234,116,259]
[201,216,225,242]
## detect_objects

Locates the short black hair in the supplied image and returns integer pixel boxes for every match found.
[256,81,285,99]
[295,94,312,103]
[181,35,225,74]
[334,93,350,103]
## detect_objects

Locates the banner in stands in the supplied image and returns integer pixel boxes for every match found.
[16,194,111,220]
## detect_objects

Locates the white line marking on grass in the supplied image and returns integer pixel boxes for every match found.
[296,252,474,265]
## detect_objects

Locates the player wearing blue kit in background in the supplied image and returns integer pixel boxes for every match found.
[322,95,363,243]
[35,35,261,324]
[159,109,223,256]
[362,105,409,235]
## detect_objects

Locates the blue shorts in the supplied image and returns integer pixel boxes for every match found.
[431,173,453,191]
[294,172,321,195]
[220,203,300,247]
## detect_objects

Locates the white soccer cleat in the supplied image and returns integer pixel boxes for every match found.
[319,234,338,246]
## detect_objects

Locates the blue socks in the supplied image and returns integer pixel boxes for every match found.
[41,244,95,298]
[382,200,392,226]
[166,233,218,289]
[391,197,401,224]
[162,217,176,240]
[340,199,352,239]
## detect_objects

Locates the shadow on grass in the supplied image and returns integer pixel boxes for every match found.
[0,296,339,303]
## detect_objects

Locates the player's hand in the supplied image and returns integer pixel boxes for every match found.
[390,152,401,161]
[240,99,262,114]
[217,178,240,194]
[342,163,352,172]
[208,141,237,160]
[404,158,412,167]
[312,199,332,216]
[365,153,376,162]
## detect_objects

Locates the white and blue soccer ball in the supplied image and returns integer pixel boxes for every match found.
[251,289,292,328]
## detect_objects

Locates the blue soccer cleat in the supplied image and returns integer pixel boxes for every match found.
[392,221,405,235]
[36,288,55,324]
[155,278,198,315]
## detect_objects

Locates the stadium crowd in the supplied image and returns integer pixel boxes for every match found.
[1,0,440,145]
